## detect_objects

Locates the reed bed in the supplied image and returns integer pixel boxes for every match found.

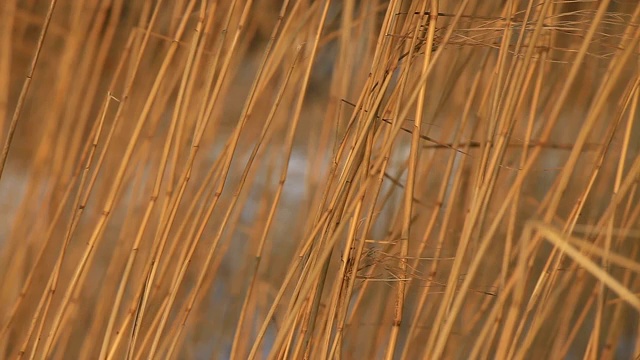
[0,0,639,359]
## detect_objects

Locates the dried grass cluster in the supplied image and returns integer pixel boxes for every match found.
[0,0,639,359]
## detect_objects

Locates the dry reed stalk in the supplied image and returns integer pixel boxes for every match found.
[1,1,639,359]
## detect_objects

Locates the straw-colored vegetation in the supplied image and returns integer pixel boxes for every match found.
[0,0,639,359]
